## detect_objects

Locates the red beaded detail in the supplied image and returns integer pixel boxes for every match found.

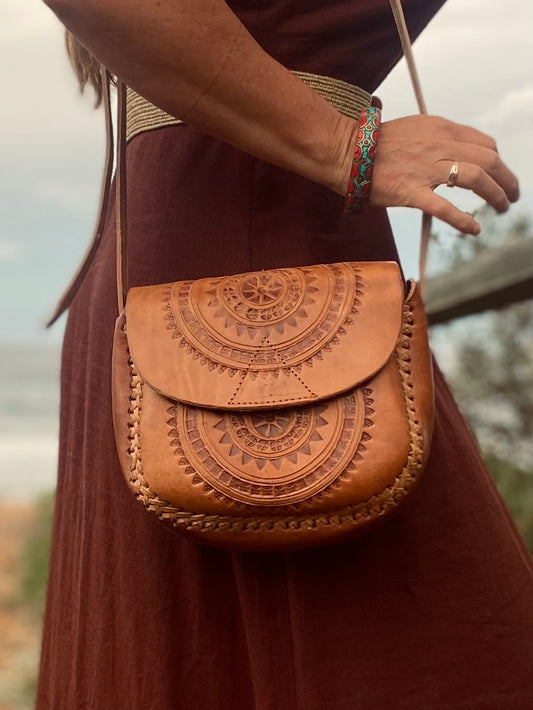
[344,106,382,215]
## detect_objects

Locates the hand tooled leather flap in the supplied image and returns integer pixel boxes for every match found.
[125,261,404,410]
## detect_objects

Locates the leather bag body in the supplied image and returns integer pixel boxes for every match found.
[111,260,434,551]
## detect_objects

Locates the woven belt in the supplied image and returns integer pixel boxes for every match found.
[126,71,372,142]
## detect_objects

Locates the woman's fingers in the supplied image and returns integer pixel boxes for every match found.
[442,142,520,203]
[416,190,481,235]
[435,117,499,153]
[369,115,521,233]
[438,160,511,214]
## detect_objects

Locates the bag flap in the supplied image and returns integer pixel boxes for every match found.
[125,261,404,410]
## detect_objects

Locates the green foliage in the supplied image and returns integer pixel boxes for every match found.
[19,493,55,617]
[449,302,533,467]
[431,213,533,552]
[484,453,533,550]
[444,310,533,552]
[441,305,533,552]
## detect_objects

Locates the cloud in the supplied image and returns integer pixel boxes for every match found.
[33,179,92,209]
[0,239,23,262]
[381,1,533,117]
[0,11,104,166]
[377,0,533,197]
[0,1,58,41]
[474,87,533,191]
[479,87,533,129]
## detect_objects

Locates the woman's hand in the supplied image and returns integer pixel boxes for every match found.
[367,115,520,235]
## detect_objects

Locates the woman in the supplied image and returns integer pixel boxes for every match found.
[37,0,533,708]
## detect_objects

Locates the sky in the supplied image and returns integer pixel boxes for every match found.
[1,0,532,345]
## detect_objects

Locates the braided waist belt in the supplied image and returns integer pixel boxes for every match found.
[126,71,371,142]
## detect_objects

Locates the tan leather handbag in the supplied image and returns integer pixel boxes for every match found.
[51,1,435,551]
[112,262,433,551]
[109,1,436,551]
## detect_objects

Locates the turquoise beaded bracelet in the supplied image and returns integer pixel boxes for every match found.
[344,106,382,215]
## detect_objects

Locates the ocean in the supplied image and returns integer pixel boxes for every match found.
[0,346,61,502]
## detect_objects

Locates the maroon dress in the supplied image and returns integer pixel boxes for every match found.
[37,1,533,708]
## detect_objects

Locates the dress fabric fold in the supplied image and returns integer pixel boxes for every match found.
[37,0,533,707]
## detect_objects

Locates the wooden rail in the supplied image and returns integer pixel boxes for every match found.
[425,239,533,325]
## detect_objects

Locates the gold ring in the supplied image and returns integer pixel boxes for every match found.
[447,161,460,188]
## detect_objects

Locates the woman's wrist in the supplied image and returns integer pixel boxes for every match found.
[327,105,382,213]
[343,106,382,213]
[327,115,361,196]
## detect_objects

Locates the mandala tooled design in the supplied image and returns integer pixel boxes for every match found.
[214,406,328,469]
[240,273,284,306]
[168,388,369,506]
[208,268,316,335]
[164,264,364,371]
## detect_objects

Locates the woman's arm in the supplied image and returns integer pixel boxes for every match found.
[44,0,519,234]
[46,0,357,196]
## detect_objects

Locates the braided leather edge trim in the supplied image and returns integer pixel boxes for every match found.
[126,300,424,532]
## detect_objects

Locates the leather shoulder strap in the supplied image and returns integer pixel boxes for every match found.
[389,0,431,289]
[116,80,129,314]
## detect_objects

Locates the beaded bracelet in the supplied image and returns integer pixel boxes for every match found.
[343,106,382,215]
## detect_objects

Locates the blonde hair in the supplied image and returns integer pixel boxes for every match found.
[66,31,104,106]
